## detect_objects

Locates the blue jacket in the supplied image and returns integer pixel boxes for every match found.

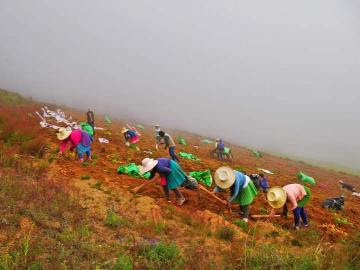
[214,170,246,202]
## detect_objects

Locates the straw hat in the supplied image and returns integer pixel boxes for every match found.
[121,127,129,134]
[57,127,72,141]
[214,167,236,189]
[267,186,287,209]
[139,158,159,175]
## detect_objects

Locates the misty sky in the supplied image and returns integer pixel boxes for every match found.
[1,1,360,170]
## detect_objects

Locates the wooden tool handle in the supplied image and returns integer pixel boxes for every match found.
[131,178,157,193]
[199,185,228,205]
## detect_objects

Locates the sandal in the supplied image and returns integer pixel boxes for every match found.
[177,198,186,206]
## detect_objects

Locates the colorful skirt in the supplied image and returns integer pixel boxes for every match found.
[166,161,186,190]
[232,180,258,206]
[76,143,91,156]
[298,186,311,208]
[130,135,139,144]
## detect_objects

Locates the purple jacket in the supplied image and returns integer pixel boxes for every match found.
[150,158,172,178]
[80,130,92,147]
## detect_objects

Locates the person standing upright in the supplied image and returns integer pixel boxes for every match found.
[86,109,95,136]
[159,131,180,162]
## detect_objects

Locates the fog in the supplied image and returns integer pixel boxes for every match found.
[1,1,360,170]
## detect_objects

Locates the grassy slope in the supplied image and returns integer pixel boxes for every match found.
[0,89,359,270]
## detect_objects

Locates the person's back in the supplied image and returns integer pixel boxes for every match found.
[164,133,176,147]
[87,110,94,123]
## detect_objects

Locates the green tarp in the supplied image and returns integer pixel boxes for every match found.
[80,122,94,136]
[252,150,263,158]
[179,152,200,161]
[201,139,213,144]
[104,115,112,124]
[298,172,316,186]
[189,170,212,187]
[224,147,231,154]
[137,124,145,130]
[117,163,150,179]
[178,136,187,145]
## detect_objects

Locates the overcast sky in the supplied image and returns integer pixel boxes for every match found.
[1,1,360,170]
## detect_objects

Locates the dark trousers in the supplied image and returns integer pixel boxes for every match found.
[293,207,308,226]
[162,186,182,200]
[240,205,250,219]
[169,146,180,162]
[216,149,224,161]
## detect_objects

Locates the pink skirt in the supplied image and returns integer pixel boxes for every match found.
[160,177,167,186]
[130,135,139,144]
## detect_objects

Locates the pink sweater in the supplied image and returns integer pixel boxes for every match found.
[283,184,307,211]
[60,130,82,153]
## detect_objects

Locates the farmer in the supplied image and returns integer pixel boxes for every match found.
[158,131,180,162]
[57,127,93,162]
[86,109,95,136]
[213,167,258,222]
[139,158,186,205]
[259,174,270,193]
[268,184,311,230]
[154,124,163,150]
[122,127,140,149]
[214,139,225,161]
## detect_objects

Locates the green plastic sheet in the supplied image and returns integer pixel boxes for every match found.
[224,147,231,154]
[117,163,150,179]
[252,150,263,158]
[201,139,213,144]
[178,136,187,145]
[189,170,213,187]
[179,152,200,161]
[298,172,316,186]
[80,122,94,136]
[104,115,112,124]
[137,124,145,130]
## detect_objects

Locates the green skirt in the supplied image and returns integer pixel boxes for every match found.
[166,161,186,190]
[298,186,311,208]
[232,180,258,206]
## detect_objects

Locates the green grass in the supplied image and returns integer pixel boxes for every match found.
[215,226,235,242]
[91,181,102,190]
[114,254,133,270]
[138,242,184,270]
[80,175,91,180]
[0,89,26,105]
[104,211,128,228]
[234,219,249,232]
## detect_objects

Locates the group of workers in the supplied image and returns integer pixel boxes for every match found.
[56,114,311,229]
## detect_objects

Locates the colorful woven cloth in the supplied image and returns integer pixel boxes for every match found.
[177,136,187,145]
[137,124,145,130]
[104,115,112,124]
[189,170,213,187]
[117,163,150,179]
[252,150,263,158]
[80,122,94,136]
[179,152,200,161]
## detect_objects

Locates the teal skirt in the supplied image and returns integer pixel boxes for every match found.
[298,186,311,208]
[232,180,258,206]
[166,161,186,190]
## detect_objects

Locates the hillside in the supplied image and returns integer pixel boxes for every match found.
[0,89,359,270]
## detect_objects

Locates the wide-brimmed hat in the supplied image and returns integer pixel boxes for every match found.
[57,127,72,141]
[267,187,287,209]
[154,124,160,128]
[121,127,129,134]
[214,167,236,189]
[139,158,159,175]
